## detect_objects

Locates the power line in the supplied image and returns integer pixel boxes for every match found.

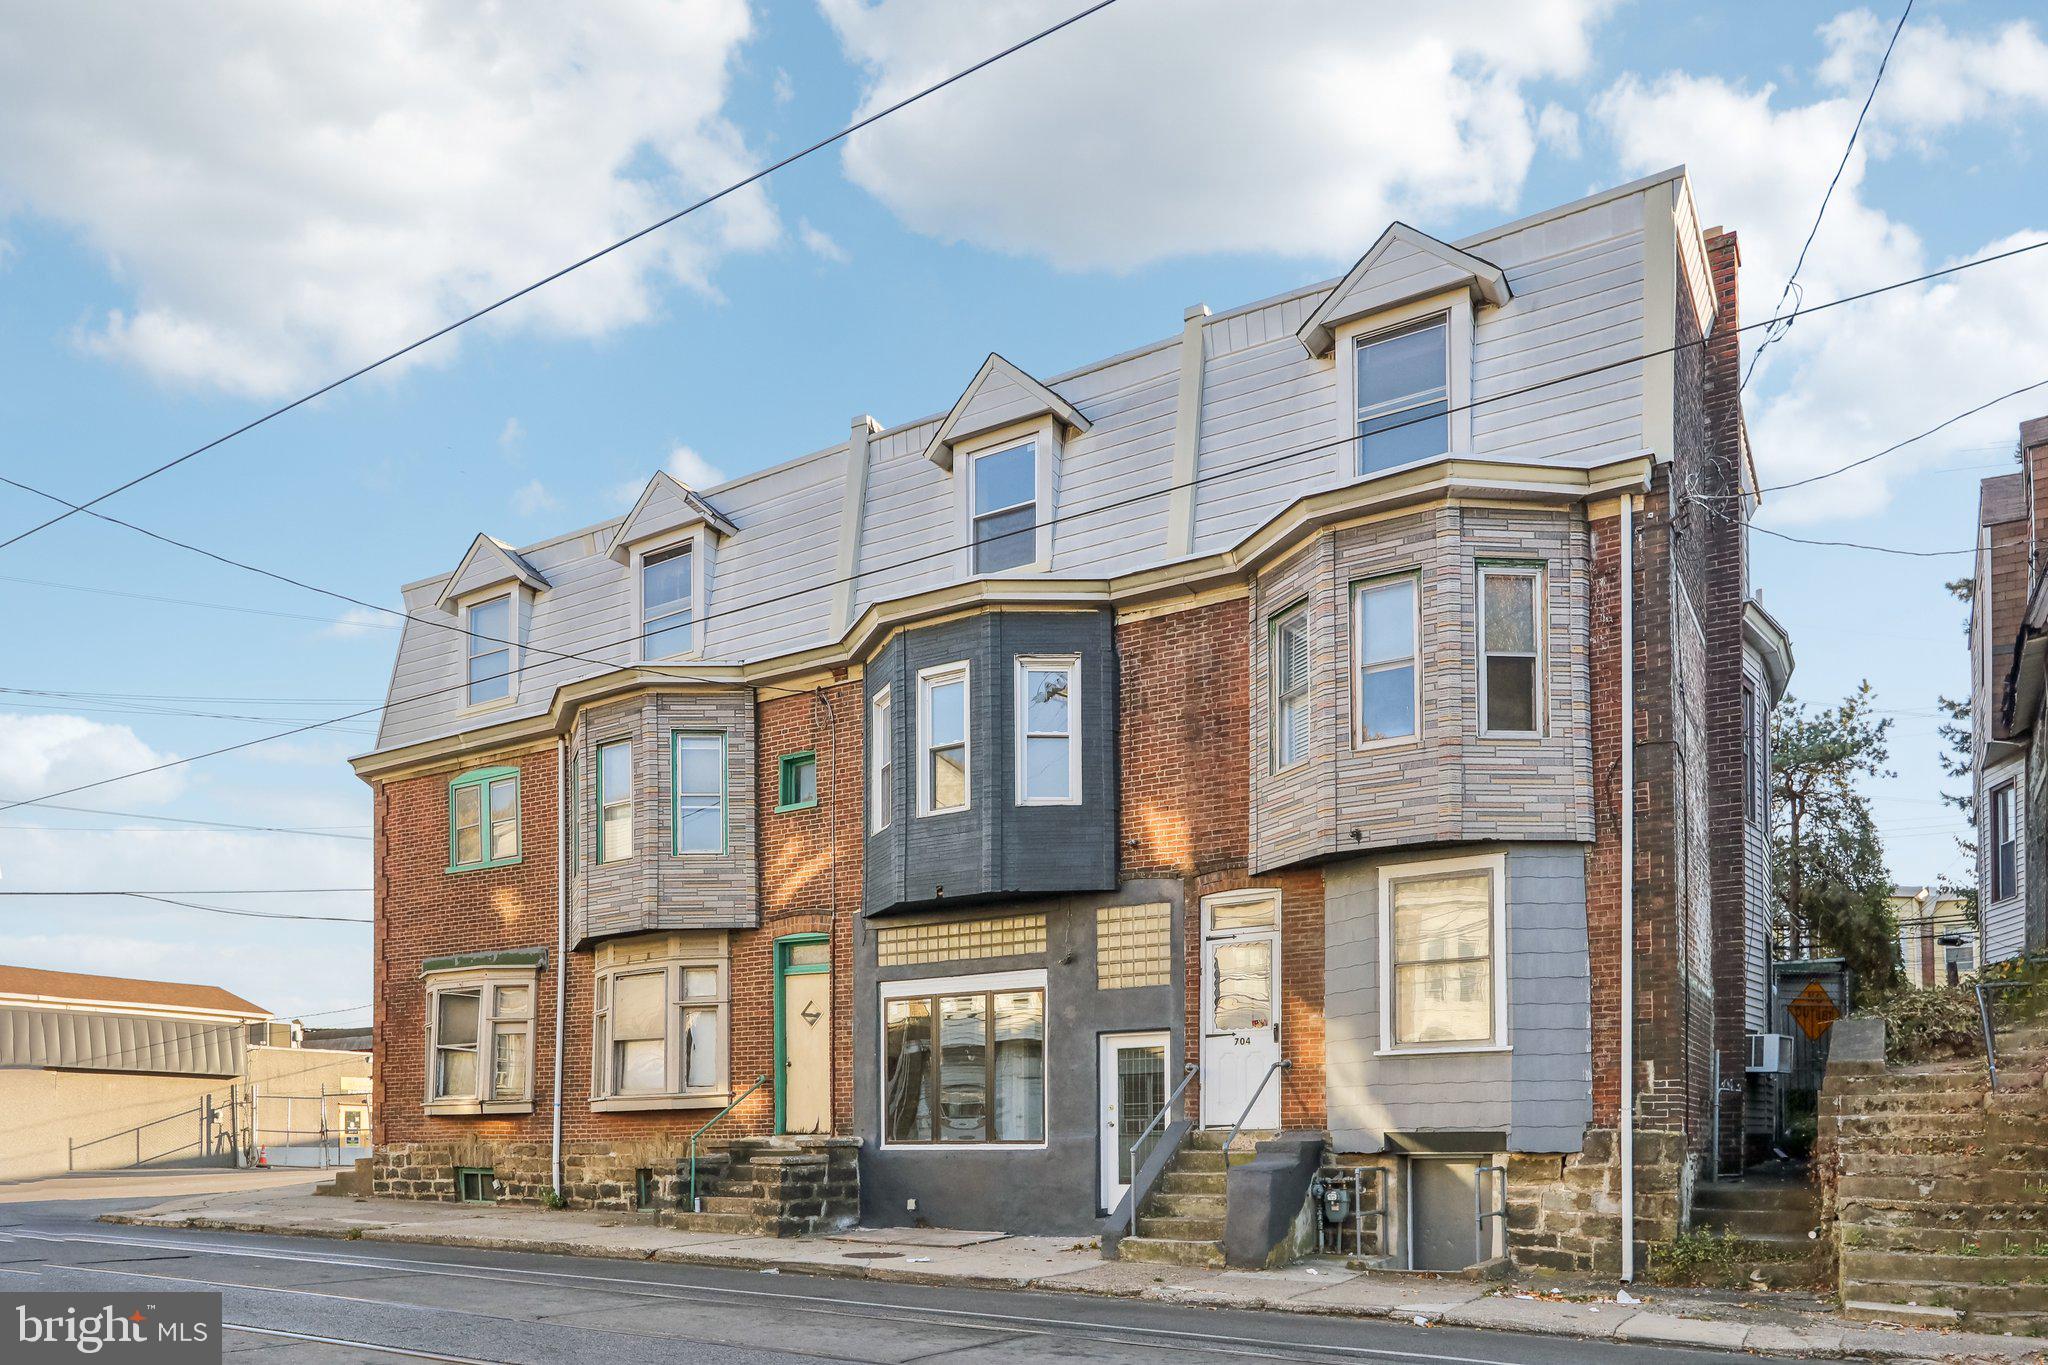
[0,571,397,631]
[1752,524,1969,558]
[0,888,368,896]
[8,236,2047,817]
[7,801,367,840]
[0,891,369,924]
[3,687,380,705]
[0,0,1123,556]
[1742,0,1914,391]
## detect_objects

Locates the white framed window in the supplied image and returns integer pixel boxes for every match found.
[1992,781,2018,903]
[425,971,537,1113]
[1015,655,1080,805]
[464,594,514,707]
[640,542,695,659]
[1353,576,1419,747]
[1353,315,1449,476]
[870,686,894,833]
[1270,603,1310,772]
[1743,685,1763,828]
[596,738,633,863]
[971,442,1037,574]
[592,946,729,1109]
[672,731,726,855]
[1478,566,1543,738]
[879,968,1046,1149]
[1376,852,1508,1055]
[918,661,971,817]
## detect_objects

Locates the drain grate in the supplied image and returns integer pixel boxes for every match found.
[841,1251,904,1259]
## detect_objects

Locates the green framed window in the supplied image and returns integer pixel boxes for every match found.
[673,731,727,854]
[776,751,818,813]
[448,766,520,872]
[456,1167,496,1204]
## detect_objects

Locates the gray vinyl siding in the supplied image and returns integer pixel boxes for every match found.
[863,610,1117,915]
[371,178,1670,757]
[1324,846,1592,1153]
[0,1006,245,1078]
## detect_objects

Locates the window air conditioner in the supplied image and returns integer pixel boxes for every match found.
[1747,1032,1792,1075]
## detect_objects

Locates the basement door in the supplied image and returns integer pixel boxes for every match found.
[1098,1031,1169,1214]
[777,936,832,1135]
[1199,891,1282,1130]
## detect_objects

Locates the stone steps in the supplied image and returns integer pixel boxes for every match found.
[1840,1200,2048,1234]
[1138,1213,1227,1242]
[1147,1192,1227,1219]
[1694,1205,1820,1239]
[1116,1130,1250,1265]
[1157,1170,1226,1196]
[1116,1235,1226,1268]
[1840,1173,2048,1203]
[1844,1223,2048,1256]
[664,1210,782,1236]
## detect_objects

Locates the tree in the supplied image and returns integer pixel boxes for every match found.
[1934,575,1979,923]
[1771,682,1900,990]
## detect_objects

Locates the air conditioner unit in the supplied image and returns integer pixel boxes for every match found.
[1747,1032,1793,1075]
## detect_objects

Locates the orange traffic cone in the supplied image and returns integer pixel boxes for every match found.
[256,1146,268,1167]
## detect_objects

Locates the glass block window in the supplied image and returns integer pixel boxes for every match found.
[875,914,1046,967]
[1096,902,1172,989]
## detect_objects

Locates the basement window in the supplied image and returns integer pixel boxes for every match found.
[456,1167,496,1204]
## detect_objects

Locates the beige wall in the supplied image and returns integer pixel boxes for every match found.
[0,1069,241,1182]
[246,1046,372,1165]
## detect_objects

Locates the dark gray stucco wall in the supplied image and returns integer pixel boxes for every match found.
[853,879,1182,1235]
[1324,843,1593,1154]
[862,609,1118,915]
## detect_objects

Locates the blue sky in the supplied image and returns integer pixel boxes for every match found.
[1,1,2044,1021]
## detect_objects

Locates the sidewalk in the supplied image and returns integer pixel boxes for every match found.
[102,1184,2045,1363]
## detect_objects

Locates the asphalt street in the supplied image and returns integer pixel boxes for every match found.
[0,1195,1788,1364]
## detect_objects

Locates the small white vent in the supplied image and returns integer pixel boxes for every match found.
[1746,1032,1793,1075]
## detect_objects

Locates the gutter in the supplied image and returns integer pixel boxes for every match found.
[1619,492,1637,1283]
[552,737,567,1201]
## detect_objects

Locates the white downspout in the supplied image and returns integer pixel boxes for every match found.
[1619,492,1637,1283]
[552,737,568,1199]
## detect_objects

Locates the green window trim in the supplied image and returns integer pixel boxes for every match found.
[672,730,730,856]
[455,1167,497,1204]
[447,766,522,873]
[772,933,831,1134]
[776,751,819,813]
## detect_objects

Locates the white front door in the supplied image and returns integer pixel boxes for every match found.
[1199,891,1282,1129]
[1098,1031,1170,1214]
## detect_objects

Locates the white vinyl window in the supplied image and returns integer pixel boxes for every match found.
[596,739,633,863]
[1354,316,1449,475]
[464,594,513,707]
[425,974,536,1111]
[593,955,728,1106]
[871,687,894,833]
[672,731,726,855]
[918,662,970,816]
[971,442,1037,574]
[1353,577,1418,746]
[641,543,695,658]
[1378,854,1507,1053]
[1271,604,1310,772]
[1478,567,1543,737]
[1015,655,1080,805]
[1992,781,2018,903]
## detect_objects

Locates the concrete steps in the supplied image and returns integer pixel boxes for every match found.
[1116,1129,1267,1265]
[1116,1235,1226,1268]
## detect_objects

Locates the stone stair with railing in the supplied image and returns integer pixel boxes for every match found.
[1687,1169,1829,1287]
[1824,1021,2048,1335]
[1115,1129,1271,1267]
[661,1135,860,1238]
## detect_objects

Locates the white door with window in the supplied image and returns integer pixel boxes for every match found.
[1098,1032,1169,1214]
[1199,892,1282,1129]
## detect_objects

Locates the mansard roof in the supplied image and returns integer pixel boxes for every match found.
[434,532,550,611]
[922,353,1090,470]
[605,471,739,562]
[1297,222,1512,357]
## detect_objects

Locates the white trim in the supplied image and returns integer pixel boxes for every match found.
[627,525,712,663]
[1014,653,1082,806]
[955,418,1060,576]
[424,969,538,1114]
[1269,600,1312,774]
[1375,851,1509,1054]
[877,967,1050,1152]
[1641,178,1678,462]
[1331,289,1473,486]
[916,660,972,817]
[1198,889,1283,1129]
[1351,574,1421,751]
[1477,564,1546,739]
[1098,1029,1172,1214]
[590,948,730,1108]
[458,589,521,714]
[879,966,1046,1000]
[870,685,893,834]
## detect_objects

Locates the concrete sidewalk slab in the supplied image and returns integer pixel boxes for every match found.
[1615,1314,1755,1349]
[1439,1295,1638,1338]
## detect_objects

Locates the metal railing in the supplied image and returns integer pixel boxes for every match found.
[68,1090,237,1172]
[1221,1058,1291,1161]
[1474,1163,1508,1263]
[686,1073,769,1213]
[1127,1063,1198,1236]
[1976,979,2030,1092]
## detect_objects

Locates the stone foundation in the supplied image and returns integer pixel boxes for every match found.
[372,1135,859,1213]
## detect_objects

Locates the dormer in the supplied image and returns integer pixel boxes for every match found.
[607,472,738,663]
[923,355,1089,576]
[1297,224,1511,481]
[436,534,550,713]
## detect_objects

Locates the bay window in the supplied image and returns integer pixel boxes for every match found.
[1378,855,1506,1052]
[1353,577,1418,746]
[1479,566,1542,737]
[592,937,729,1108]
[918,662,970,816]
[871,687,894,832]
[1015,655,1079,805]
[1271,603,1310,771]
[881,971,1045,1146]
[673,731,726,853]
[425,971,537,1112]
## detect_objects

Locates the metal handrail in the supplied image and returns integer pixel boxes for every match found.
[1975,980,2028,1093]
[1127,1063,1198,1235]
[686,1074,769,1213]
[1222,1058,1291,1161]
[1474,1163,1508,1263]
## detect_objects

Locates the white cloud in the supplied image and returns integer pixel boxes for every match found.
[798,219,850,264]
[1535,103,1582,159]
[512,478,560,516]
[666,443,728,488]
[0,714,185,806]
[1816,10,2048,139]
[820,0,1616,270]
[498,417,525,455]
[0,3,779,396]
[772,67,796,106]
[1595,25,2048,525]
[317,605,393,641]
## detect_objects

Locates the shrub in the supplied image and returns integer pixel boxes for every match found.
[1650,1231,1796,1288]
[1855,985,1983,1065]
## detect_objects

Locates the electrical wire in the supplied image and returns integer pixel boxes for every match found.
[0,571,399,630]
[0,891,368,924]
[0,0,1124,556]
[1751,524,1969,558]
[8,235,2047,816]
[0,887,367,895]
[5,801,367,840]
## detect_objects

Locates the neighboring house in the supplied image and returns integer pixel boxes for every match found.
[0,965,268,1180]
[353,168,1787,1273]
[1888,885,1978,988]
[1971,416,2048,966]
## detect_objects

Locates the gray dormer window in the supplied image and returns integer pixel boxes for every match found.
[1355,317,1448,475]
[642,543,694,658]
[972,443,1036,573]
[465,595,512,706]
